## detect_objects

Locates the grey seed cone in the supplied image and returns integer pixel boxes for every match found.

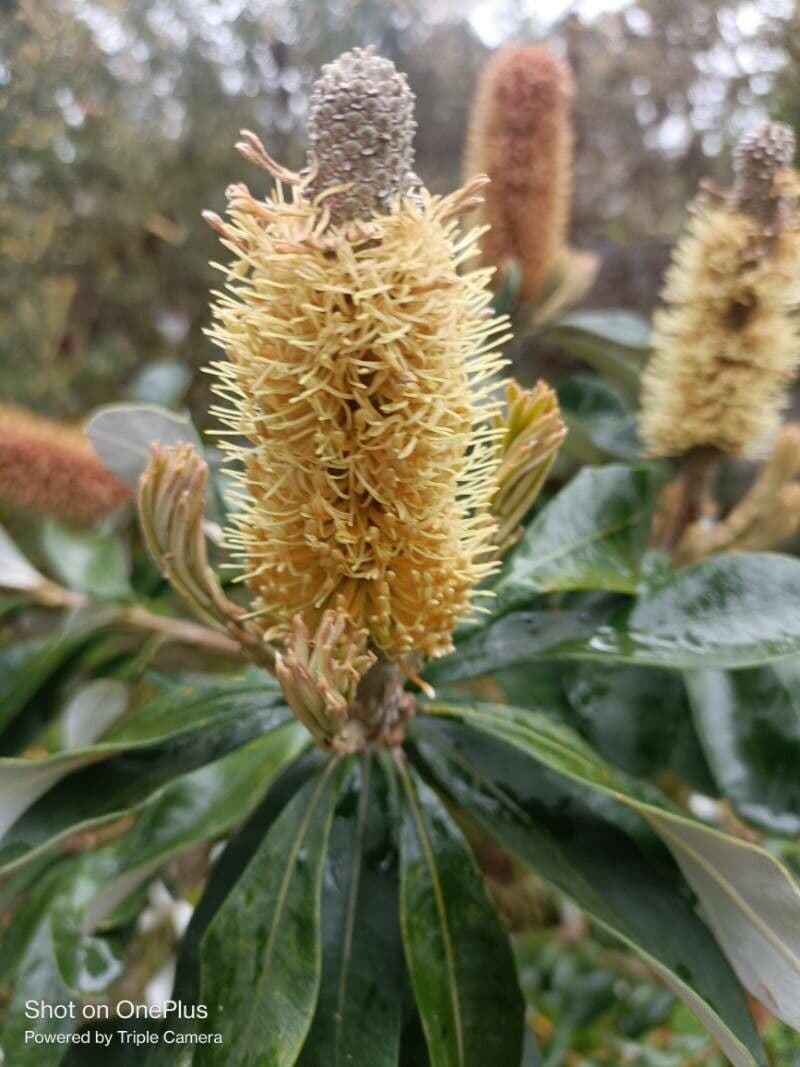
[305,47,420,224]
[734,121,796,226]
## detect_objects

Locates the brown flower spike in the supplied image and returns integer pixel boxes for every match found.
[464,45,575,304]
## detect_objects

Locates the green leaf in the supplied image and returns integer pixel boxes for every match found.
[60,678,129,750]
[0,522,44,592]
[298,752,403,1067]
[397,760,525,1067]
[0,732,305,1066]
[85,402,202,488]
[543,310,650,398]
[491,464,662,614]
[0,611,109,736]
[421,701,800,1037]
[197,757,349,1067]
[558,374,641,463]
[411,712,766,1067]
[564,663,713,789]
[0,681,291,875]
[431,554,800,685]
[686,664,800,835]
[40,520,131,600]
[643,807,800,1031]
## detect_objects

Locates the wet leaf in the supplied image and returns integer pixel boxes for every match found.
[298,752,403,1067]
[398,761,525,1067]
[197,758,349,1066]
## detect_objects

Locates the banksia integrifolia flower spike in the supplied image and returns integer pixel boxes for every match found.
[138,443,273,667]
[639,131,800,462]
[491,381,566,553]
[733,121,796,230]
[0,405,130,524]
[304,47,419,225]
[206,98,509,665]
[464,45,575,304]
[274,611,376,753]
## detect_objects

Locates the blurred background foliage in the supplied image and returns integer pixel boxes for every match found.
[2,0,800,418]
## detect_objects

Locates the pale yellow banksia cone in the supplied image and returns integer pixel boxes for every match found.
[464,45,575,304]
[205,49,509,664]
[640,122,800,459]
[0,405,130,524]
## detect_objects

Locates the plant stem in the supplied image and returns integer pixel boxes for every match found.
[120,605,247,658]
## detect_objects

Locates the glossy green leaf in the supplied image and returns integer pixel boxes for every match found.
[298,752,403,1067]
[0,731,305,1065]
[430,554,800,685]
[543,310,650,397]
[397,761,525,1067]
[0,611,109,736]
[421,701,800,1038]
[558,374,641,464]
[197,757,349,1067]
[685,664,800,834]
[60,678,129,750]
[490,465,661,614]
[0,680,290,875]
[40,519,131,600]
[410,712,766,1067]
[564,662,713,789]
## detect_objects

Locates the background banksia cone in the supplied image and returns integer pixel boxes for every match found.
[0,405,130,524]
[464,44,575,304]
[639,125,800,461]
[304,47,419,225]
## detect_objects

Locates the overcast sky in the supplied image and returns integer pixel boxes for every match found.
[468,0,631,45]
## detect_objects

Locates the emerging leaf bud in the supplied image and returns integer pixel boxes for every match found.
[491,381,566,553]
[305,46,419,223]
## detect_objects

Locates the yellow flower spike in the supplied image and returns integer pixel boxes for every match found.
[138,442,274,666]
[491,380,566,554]
[206,51,510,665]
[274,610,377,753]
[0,404,130,524]
[640,122,800,461]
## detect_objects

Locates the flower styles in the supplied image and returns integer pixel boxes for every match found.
[205,51,510,664]
[640,122,800,460]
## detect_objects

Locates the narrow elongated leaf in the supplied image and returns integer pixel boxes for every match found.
[643,807,800,1030]
[430,554,800,685]
[0,681,290,875]
[421,702,800,1039]
[543,310,650,397]
[298,752,403,1067]
[398,761,525,1067]
[40,520,131,600]
[197,757,349,1067]
[410,713,766,1067]
[490,465,661,614]
[0,732,305,1066]
[61,678,129,751]
[686,664,800,834]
